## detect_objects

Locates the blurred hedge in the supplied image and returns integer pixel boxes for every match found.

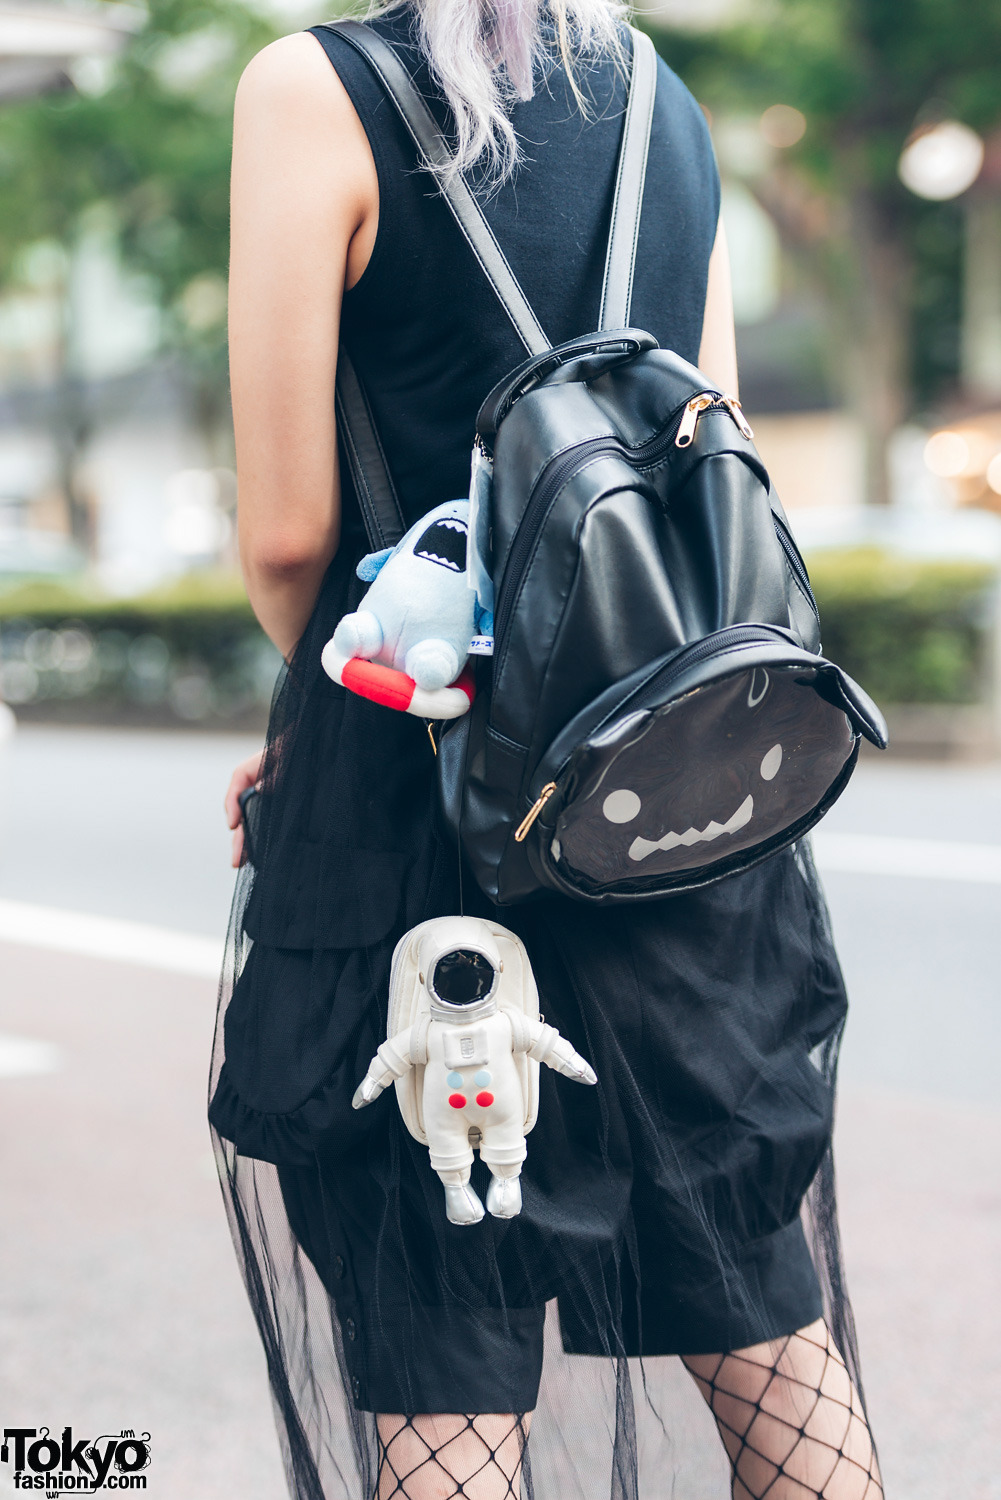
[808,549,997,705]
[0,572,280,725]
[0,551,997,723]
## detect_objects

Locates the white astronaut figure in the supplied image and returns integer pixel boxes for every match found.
[353,916,597,1225]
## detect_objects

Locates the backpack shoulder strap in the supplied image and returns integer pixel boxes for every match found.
[598,29,657,330]
[334,19,657,339]
[330,20,657,547]
[335,349,406,550]
[334,18,550,359]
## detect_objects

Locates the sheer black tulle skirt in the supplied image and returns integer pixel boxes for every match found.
[208,542,869,1498]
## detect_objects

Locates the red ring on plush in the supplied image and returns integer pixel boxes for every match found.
[341,657,419,712]
[448,1092,467,1110]
[475,1091,495,1108]
[325,640,477,719]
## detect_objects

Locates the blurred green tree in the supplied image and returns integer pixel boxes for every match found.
[652,0,1001,504]
[0,0,284,543]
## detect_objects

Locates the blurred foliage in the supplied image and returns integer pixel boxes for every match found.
[0,570,280,723]
[651,0,1001,500]
[0,568,253,617]
[660,0,1001,162]
[910,201,964,407]
[0,554,996,720]
[0,0,284,375]
[0,0,306,542]
[808,548,997,704]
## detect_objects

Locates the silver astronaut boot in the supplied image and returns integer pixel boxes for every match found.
[441,1173,486,1226]
[486,1171,523,1219]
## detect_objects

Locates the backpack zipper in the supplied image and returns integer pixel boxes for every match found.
[676,392,752,448]
[493,393,750,665]
[494,395,715,652]
[518,623,794,839]
[514,780,558,842]
[493,435,621,648]
[771,511,818,616]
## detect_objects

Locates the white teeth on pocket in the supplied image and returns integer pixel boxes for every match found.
[628,795,754,862]
[416,551,462,570]
[441,519,467,531]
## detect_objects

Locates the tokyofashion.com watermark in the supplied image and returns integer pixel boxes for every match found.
[1,1428,151,1493]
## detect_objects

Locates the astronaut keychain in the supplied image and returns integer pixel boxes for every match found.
[353,916,597,1225]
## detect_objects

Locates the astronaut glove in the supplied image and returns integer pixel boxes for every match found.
[546,1035,598,1086]
[526,1022,597,1086]
[352,1037,413,1110]
[352,1068,392,1109]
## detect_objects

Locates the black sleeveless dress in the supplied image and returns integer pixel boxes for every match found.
[209,15,861,1496]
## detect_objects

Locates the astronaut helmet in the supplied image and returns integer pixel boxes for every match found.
[419,918,502,1013]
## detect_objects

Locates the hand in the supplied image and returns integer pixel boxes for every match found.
[225,747,265,868]
[352,1037,413,1108]
[547,1036,598,1087]
[352,1067,392,1110]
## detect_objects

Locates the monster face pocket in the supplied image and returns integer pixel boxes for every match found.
[533,656,862,900]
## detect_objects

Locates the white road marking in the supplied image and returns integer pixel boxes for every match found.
[0,899,223,976]
[0,1033,62,1078]
[813,831,1001,885]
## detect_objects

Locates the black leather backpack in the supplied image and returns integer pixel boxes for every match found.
[332,21,888,907]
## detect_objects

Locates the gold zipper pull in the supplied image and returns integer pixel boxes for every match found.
[723,394,754,439]
[675,394,715,449]
[514,781,557,843]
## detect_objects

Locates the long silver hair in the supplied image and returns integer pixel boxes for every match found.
[369,0,629,184]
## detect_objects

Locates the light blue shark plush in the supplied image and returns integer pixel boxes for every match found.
[332,500,494,691]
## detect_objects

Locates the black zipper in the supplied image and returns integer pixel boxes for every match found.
[492,399,705,663]
[526,623,791,827]
[567,621,786,757]
[493,395,743,659]
[492,435,621,655]
[628,623,776,687]
[771,512,819,617]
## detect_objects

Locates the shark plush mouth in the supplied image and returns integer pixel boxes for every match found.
[415,517,467,572]
[627,795,754,862]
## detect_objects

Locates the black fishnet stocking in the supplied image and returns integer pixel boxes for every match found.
[683,1319,882,1500]
[375,1413,530,1499]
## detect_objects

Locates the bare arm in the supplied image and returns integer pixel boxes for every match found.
[697,218,739,398]
[229,32,378,656]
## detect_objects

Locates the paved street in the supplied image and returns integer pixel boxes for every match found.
[0,726,999,1498]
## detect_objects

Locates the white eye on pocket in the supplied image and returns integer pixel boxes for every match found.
[602,789,642,824]
[760,744,783,781]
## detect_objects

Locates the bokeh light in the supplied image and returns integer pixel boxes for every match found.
[759,104,807,149]
[163,468,232,558]
[924,431,971,478]
[898,121,985,200]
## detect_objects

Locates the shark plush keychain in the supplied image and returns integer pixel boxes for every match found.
[352,916,598,1225]
[321,499,494,719]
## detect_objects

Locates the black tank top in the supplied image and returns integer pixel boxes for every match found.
[309,12,720,536]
